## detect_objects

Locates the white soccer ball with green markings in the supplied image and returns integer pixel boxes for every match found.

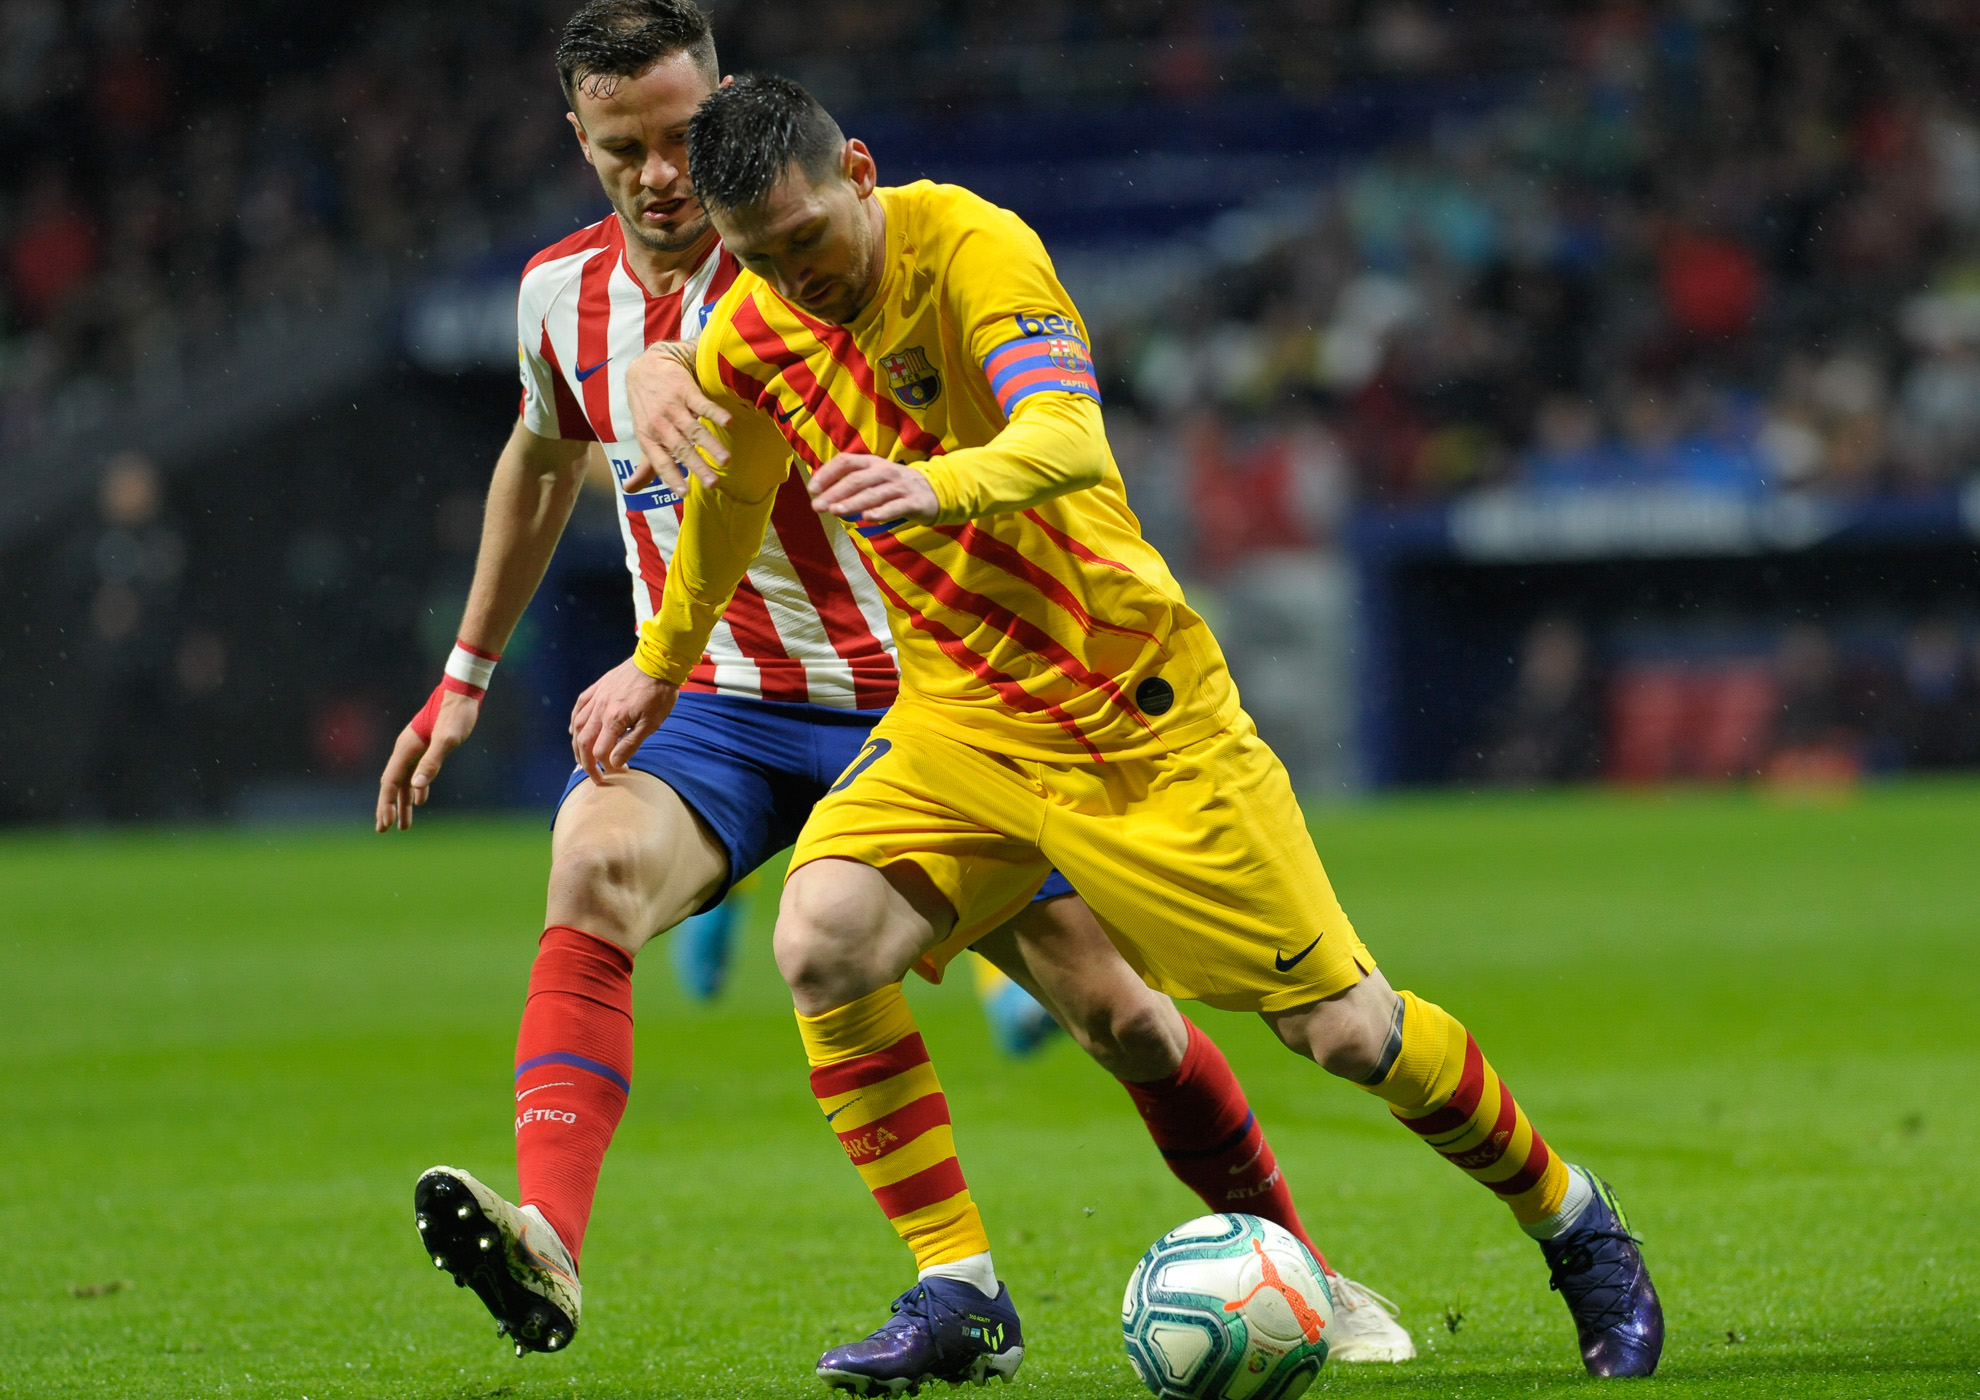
[1122,1213,1333,1400]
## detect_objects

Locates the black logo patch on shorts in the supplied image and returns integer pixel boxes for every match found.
[1135,676,1175,716]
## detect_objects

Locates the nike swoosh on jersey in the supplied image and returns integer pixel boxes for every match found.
[1274,937,1322,972]
[769,399,799,424]
[824,1095,863,1123]
[575,359,609,382]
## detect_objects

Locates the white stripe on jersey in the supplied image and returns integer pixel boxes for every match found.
[517,216,898,710]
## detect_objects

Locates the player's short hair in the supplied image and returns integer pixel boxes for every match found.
[556,0,718,107]
[686,74,847,216]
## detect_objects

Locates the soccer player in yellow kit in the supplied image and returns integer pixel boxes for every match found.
[572,75,1663,1392]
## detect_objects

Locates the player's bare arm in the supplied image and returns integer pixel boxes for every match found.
[622,340,730,494]
[375,420,589,832]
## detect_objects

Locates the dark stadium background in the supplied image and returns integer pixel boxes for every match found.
[5,0,1980,823]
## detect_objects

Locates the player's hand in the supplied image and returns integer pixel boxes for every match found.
[569,656,679,786]
[809,453,940,525]
[623,344,730,495]
[376,689,481,832]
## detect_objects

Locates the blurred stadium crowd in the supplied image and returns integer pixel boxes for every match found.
[1094,0,1980,509]
[7,0,1980,820]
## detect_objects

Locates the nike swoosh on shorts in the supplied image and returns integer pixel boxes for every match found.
[1274,937,1322,972]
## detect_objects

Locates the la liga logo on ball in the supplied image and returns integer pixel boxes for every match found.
[1123,1213,1333,1400]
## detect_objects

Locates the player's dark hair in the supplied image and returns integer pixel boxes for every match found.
[686,74,847,215]
[556,0,718,107]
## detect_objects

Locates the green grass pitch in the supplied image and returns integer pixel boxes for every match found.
[4,783,1977,1399]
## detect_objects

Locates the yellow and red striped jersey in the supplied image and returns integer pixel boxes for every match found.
[638,180,1238,762]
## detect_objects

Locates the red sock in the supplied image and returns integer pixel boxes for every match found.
[513,925,634,1266]
[1121,1018,1329,1272]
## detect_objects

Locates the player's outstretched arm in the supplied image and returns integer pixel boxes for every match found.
[376,420,590,832]
[621,342,731,495]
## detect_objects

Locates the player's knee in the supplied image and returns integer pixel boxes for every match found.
[550,831,645,902]
[1269,974,1399,1082]
[1079,996,1184,1081]
[546,833,651,948]
[773,869,892,1006]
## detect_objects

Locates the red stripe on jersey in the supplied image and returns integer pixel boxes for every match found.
[1020,509,1135,573]
[623,509,668,615]
[809,1033,931,1098]
[718,577,809,703]
[933,523,1159,646]
[644,271,684,343]
[644,244,735,344]
[768,479,900,709]
[537,328,596,441]
[717,356,833,472]
[730,303,879,460]
[575,250,617,438]
[866,567,1103,759]
[522,218,616,278]
[867,532,1155,739]
[784,303,949,458]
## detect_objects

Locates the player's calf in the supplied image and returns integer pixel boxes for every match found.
[1336,986,1663,1376]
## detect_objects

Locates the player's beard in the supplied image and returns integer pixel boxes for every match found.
[808,208,880,324]
[624,201,713,255]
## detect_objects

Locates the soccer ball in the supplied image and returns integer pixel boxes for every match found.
[1121,1213,1333,1400]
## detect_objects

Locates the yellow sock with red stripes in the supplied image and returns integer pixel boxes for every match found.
[797,982,994,1274]
[1360,990,1571,1227]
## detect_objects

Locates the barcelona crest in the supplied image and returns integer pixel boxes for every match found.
[1048,337,1089,374]
[880,346,942,409]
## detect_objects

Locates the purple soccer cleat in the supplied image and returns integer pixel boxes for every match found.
[1539,1169,1664,1378]
[816,1276,1024,1395]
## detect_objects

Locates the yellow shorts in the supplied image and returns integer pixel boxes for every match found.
[790,707,1374,1013]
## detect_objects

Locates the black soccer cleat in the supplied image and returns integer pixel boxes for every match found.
[1540,1169,1663,1378]
[414,1165,580,1357]
[816,1276,1024,1395]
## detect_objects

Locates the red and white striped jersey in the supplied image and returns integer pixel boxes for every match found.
[517,216,899,709]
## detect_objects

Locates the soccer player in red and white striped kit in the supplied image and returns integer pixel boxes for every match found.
[374,0,1412,1366]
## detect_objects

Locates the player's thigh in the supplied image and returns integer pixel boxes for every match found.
[982,895,1188,1080]
[1044,713,1374,1013]
[789,712,1052,986]
[547,770,727,955]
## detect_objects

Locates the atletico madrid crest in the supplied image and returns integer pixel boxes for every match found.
[880,346,941,409]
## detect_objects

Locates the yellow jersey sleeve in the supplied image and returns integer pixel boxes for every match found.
[919,393,1108,524]
[908,186,1110,523]
[631,315,792,684]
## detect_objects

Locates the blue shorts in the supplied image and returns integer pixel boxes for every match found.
[555,691,1076,915]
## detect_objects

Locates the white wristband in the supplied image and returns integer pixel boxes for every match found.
[444,641,500,692]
